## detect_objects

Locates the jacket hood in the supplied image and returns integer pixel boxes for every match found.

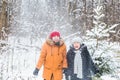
[46,38,64,46]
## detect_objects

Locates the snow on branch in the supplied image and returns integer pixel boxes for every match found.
[64,31,81,40]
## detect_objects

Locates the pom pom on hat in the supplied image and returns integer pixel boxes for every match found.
[72,37,83,44]
[49,31,60,39]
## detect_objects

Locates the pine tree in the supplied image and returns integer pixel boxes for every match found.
[85,3,119,78]
[86,5,118,48]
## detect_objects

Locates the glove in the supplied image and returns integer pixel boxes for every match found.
[74,74,77,79]
[33,68,39,76]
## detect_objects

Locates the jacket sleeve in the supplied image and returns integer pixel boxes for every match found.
[66,50,71,67]
[66,50,73,68]
[62,44,68,68]
[36,43,47,69]
[89,55,99,74]
[84,46,99,74]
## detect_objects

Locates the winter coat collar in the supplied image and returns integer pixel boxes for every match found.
[46,38,64,46]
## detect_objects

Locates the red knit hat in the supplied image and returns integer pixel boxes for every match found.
[49,31,60,39]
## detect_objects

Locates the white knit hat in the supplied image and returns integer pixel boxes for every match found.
[72,37,83,44]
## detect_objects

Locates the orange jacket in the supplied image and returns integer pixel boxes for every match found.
[36,38,67,80]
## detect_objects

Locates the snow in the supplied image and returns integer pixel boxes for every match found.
[0,36,120,80]
[0,0,120,80]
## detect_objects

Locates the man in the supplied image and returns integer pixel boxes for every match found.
[33,31,67,80]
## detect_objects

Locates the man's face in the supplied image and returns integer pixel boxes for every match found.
[52,36,60,42]
[73,42,80,50]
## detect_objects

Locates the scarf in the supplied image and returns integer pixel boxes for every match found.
[74,50,83,79]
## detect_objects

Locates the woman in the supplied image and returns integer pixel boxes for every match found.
[33,31,67,80]
[64,37,99,80]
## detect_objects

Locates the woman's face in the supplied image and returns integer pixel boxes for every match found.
[73,42,80,50]
[52,36,60,42]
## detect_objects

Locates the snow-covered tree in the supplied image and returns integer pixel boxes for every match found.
[86,5,119,48]
[85,3,119,78]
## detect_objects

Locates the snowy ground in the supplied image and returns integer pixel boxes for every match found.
[0,36,120,80]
